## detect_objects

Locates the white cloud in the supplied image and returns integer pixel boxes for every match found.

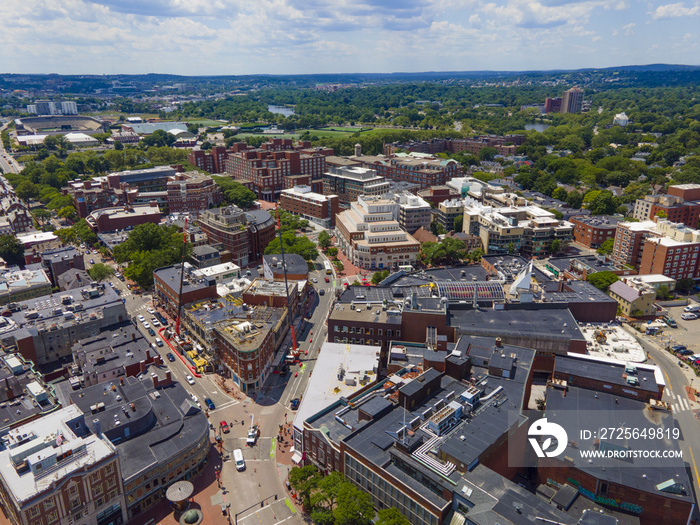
[650,2,700,20]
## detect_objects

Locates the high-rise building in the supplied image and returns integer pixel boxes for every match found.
[561,87,584,114]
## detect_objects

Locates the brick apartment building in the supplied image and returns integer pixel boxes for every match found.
[668,183,700,201]
[613,218,700,280]
[166,171,222,214]
[197,206,276,267]
[417,185,461,207]
[279,185,339,228]
[225,149,327,200]
[570,215,618,248]
[382,135,526,158]
[351,153,460,190]
[632,194,700,227]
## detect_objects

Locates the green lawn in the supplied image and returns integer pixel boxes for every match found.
[186,118,229,127]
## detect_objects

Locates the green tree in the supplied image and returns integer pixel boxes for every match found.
[453,214,463,233]
[87,263,114,282]
[0,234,24,267]
[333,482,375,525]
[656,285,672,301]
[376,508,411,525]
[566,190,583,209]
[318,230,332,249]
[16,180,39,201]
[552,187,568,201]
[420,237,466,265]
[371,270,390,284]
[112,223,191,289]
[264,233,318,261]
[676,278,695,292]
[587,271,619,292]
[478,147,498,161]
[327,247,338,258]
[550,238,561,254]
[597,238,614,255]
[57,206,78,222]
[288,465,320,510]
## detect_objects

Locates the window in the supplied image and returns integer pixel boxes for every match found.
[28,506,40,518]
[69,485,78,495]
[43,499,55,510]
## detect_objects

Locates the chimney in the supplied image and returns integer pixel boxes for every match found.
[93,418,101,436]
[166,370,172,384]
[146,349,150,360]
[132,332,136,341]
[139,361,146,374]
[246,312,251,321]
[495,337,502,348]
[119,377,124,386]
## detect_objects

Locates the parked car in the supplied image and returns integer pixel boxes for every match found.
[672,344,687,351]
[681,312,698,320]
[290,398,301,410]
[311,277,318,283]
[684,304,700,313]
[143,322,151,329]
[137,315,145,323]
[148,328,155,336]
[155,337,164,347]
[186,375,195,385]
[319,289,325,296]
[151,318,160,327]
[147,307,156,315]
[220,421,230,433]
[663,316,677,328]
[89,259,94,265]
[205,398,215,410]
[166,352,175,362]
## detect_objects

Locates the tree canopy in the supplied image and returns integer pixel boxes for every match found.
[0,235,24,268]
[112,223,191,289]
[212,176,257,209]
[587,271,619,292]
[87,263,114,282]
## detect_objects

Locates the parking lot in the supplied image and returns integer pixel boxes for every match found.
[659,304,700,354]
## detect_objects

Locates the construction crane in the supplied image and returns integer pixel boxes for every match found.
[175,217,188,336]
[276,208,298,358]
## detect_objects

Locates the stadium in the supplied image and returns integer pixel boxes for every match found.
[14,115,109,136]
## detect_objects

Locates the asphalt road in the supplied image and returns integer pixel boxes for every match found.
[627,324,700,519]
[87,249,334,524]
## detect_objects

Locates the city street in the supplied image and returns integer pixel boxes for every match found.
[624,320,700,521]
[86,249,339,524]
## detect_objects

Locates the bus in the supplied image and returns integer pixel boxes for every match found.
[324,261,332,275]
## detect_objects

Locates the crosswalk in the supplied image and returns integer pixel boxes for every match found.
[669,392,693,412]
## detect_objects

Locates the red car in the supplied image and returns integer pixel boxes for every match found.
[220,421,230,433]
[325,277,330,283]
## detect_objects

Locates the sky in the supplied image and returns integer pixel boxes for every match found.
[0,0,698,75]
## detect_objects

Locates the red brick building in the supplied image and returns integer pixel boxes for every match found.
[225,150,328,200]
[279,185,339,228]
[351,154,461,190]
[166,171,222,214]
[86,203,161,233]
[668,183,700,201]
[213,317,275,396]
[417,185,460,206]
[153,265,218,318]
[639,236,700,280]
[570,215,618,248]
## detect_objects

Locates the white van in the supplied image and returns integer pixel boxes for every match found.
[684,304,700,313]
[233,448,245,471]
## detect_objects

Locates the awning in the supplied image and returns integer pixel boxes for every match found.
[292,452,303,465]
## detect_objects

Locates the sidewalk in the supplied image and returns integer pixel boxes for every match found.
[130,440,230,525]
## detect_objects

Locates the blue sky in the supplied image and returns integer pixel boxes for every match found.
[0,0,698,75]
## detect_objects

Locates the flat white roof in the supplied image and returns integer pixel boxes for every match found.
[195,262,240,277]
[293,342,380,433]
[17,232,58,245]
[0,405,114,505]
